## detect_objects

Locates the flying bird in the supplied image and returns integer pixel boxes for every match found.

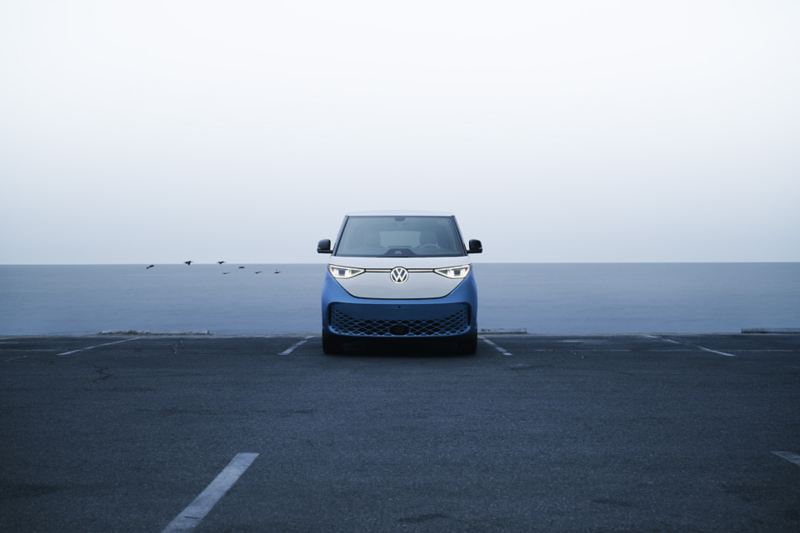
[146,264,154,269]
[184,260,192,266]
[217,260,225,264]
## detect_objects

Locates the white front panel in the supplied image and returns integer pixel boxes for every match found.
[330,256,470,299]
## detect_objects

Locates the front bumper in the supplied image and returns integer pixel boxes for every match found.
[321,271,478,338]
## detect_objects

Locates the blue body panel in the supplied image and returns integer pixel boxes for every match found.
[321,270,478,338]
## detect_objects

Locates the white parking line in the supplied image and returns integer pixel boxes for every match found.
[772,451,800,467]
[162,452,259,532]
[278,336,314,355]
[57,337,140,356]
[653,336,736,357]
[697,346,737,358]
[481,336,512,356]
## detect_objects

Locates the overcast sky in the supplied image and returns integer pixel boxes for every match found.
[1,1,798,263]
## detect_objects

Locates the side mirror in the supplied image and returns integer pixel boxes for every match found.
[468,239,483,254]
[317,239,332,254]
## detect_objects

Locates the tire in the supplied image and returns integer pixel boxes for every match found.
[322,331,345,355]
[456,333,478,355]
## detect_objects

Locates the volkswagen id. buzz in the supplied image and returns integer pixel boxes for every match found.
[318,212,482,354]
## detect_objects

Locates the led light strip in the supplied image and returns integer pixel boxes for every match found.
[363,268,434,273]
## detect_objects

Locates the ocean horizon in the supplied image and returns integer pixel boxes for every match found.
[1,262,798,336]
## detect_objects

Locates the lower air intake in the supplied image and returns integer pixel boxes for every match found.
[329,306,470,337]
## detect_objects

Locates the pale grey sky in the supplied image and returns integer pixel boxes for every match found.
[1,1,798,263]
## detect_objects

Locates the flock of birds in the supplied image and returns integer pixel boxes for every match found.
[145,261,280,275]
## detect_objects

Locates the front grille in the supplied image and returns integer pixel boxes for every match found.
[329,306,470,337]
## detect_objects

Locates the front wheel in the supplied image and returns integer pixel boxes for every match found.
[455,333,478,355]
[322,331,345,355]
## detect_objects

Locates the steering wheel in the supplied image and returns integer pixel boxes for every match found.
[384,247,415,256]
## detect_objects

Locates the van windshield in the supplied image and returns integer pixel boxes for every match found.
[335,216,466,258]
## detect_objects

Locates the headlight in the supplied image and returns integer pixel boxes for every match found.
[329,265,365,279]
[434,265,470,279]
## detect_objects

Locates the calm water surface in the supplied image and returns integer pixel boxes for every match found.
[1,263,798,335]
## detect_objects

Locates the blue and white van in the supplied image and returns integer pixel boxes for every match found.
[318,212,482,354]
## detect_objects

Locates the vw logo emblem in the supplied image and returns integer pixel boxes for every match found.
[390,266,409,284]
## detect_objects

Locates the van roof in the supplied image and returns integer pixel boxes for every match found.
[345,210,455,217]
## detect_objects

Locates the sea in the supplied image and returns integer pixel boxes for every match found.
[1,263,798,335]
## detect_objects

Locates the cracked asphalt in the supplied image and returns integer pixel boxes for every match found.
[1,334,799,532]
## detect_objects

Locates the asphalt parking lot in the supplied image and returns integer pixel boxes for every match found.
[1,334,799,532]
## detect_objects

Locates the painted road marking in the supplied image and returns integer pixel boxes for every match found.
[279,336,314,355]
[162,452,259,532]
[481,337,512,356]
[772,451,800,468]
[697,346,737,358]
[653,336,736,357]
[57,337,140,356]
